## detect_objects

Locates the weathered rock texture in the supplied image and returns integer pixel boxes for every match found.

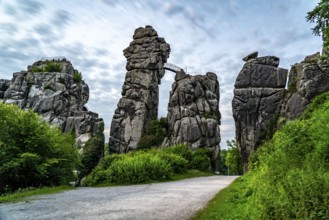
[2,57,104,148]
[232,53,288,172]
[109,25,170,153]
[166,71,221,169]
[167,71,220,148]
[280,52,329,121]
[0,79,10,100]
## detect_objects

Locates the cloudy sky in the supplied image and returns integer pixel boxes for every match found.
[0,0,322,148]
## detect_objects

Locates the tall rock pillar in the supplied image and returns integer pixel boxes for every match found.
[166,71,221,171]
[109,26,170,153]
[232,52,287,173]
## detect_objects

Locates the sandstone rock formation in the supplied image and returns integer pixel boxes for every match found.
[232,52,288,172]
[109,25,170,153]
[280,52,329,121]
[1,57,104,148]
[166,71,221,169]
[166,71,220,167]
[0,79,10,100]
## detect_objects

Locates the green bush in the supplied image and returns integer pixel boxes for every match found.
[73,70,82,83]
[31,66,44,73]
[157,152,188,174]
[83,143,213,186]
[44,61,62,72]
[189,148,211,171]
[108,153,172,184]
[137,117,168,149]
[137,135,162,149]
[164,144,193,162]
[78,122,104,180]
[0,103,79,194]
[83,154,125,186]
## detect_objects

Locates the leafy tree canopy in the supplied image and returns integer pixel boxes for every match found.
[0,103,79,194]
[307,0,329,46]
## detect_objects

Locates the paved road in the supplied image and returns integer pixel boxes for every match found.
[0,176,238,220]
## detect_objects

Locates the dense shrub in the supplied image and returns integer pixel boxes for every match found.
[84,144,212,186]
[108,153,171,184]
[164,144,193,162]
[157,152,188,174]
[137,117,168,149]
[189,149,211,171]
[0,103,79,194]
[83,154,125,186]
[78,122,104,182]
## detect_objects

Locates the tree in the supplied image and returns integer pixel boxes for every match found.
[306,0,329,48]
[224,140,243,175]
[78,122,104,185]
[0,103,79,194]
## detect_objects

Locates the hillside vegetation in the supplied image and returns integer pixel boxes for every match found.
[193,91,329,219]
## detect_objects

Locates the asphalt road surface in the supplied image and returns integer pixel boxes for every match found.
[0,176,238,220]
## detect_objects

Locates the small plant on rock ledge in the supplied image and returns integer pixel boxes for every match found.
[73,70,83,83]
[44,61,62,72]
[31,66,44,73]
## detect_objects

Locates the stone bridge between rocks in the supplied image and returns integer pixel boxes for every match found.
[164,63,185,73]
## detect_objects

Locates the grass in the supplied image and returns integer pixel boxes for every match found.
[0,186,75,203]
[191,176,249,220]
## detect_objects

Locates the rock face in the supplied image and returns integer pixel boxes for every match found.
[280,52,329,121]
[0,79,10,100]
[166,71,221,169]
[109,26,170,153]
[2,57,104,148]
[232,53,288,172]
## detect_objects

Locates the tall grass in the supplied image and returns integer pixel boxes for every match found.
[193,91,329,219]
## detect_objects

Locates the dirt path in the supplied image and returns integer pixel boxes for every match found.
[0,176,238,220]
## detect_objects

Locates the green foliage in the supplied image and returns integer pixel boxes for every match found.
[157,151,188,174]
[225,140,243,175]
[73,70,83,83]
[163,144,193,162]
[84,144,212,186]
[31,61,62,73]
[31,66,44,73]
[137,117,168,149]
[108,153,171,184]
[189,148,211,171]
[307,0,329,47]
[194,91,329,219]
[44,61,62,72]
[0,103,79,194]
[218,148,228,174]
[78,122,104,180]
